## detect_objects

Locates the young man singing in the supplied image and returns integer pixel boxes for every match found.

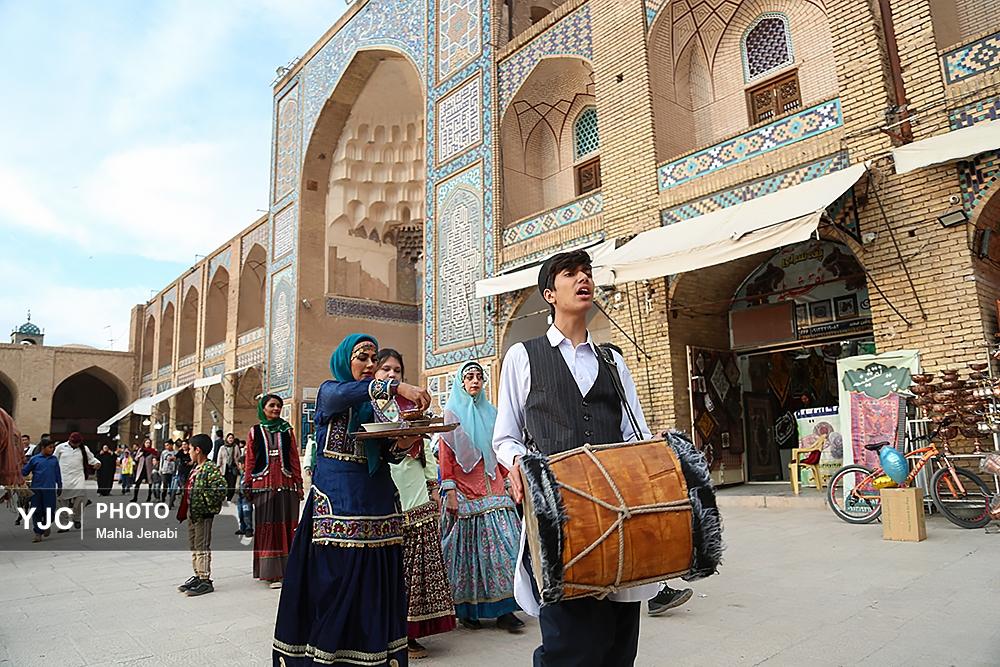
[493,249,657,666]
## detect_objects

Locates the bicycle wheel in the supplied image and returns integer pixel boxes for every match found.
[929,466,992,529]
[827,465,882,524]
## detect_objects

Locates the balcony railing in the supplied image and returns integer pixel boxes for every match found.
[142,371,153,383]
[157,364,172,377]
[237,327,264,347]
[503,191,603,247]
[178,354,197,369]
[203,341,225,360]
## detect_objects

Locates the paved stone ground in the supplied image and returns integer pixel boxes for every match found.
[1,501,998,666]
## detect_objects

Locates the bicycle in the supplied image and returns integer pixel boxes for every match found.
[827,433,993,529]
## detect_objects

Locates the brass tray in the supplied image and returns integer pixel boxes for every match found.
[353,422,458,440]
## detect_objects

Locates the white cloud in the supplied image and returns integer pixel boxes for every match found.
[0,259,145,350]
[81,142,267,262]
[0,164,90,245]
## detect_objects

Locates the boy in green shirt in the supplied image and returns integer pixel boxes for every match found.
[176,433,226,597]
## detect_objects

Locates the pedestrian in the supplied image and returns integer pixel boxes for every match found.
[131,438,158,503]
[19,434,31,458]
[21,439,61,542]
[493,249,656,665]
[234,453,254,537]
[212,429,225,463]
[245,394,303,588]
[217,433,238,502]
[271,333,431,666]
[437,360,524,632]
[54,432,101,531]
[176,433,227,597]
[95,444,117,496]
[119,448,134,495]
[151,459,162,502]
[172,441,192,508]
[375,348,456,659]
[28,433,50,458]
[160,441,177,505]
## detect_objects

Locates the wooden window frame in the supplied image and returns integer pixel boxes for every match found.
[575,156,602,196]
[745,69,802,125]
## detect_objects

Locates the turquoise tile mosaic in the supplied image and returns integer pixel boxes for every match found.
[657,98,843,191]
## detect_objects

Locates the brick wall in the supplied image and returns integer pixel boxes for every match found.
[650,0,839,163]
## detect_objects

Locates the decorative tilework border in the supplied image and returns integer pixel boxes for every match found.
[497,3,592,112]
[325,296,421,324]
[423,0,496,370]
[957,150,1000,216]
[203,362,225,377]
[503,191,603,245]
[943,31,1000,84]
[657,98,843,191]
[500,232,606,272]
[660,152,850,224]
[950,96,1000,129]
[300,0,427,149]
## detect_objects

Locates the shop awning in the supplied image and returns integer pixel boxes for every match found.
[892,119,1000,174]
[149,384,191,406]
[193,374,223,389]
[603,163,870,285]
[96,397,154,434]
[474,239,617,298]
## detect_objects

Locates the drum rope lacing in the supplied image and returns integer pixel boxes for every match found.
[555,444,692,595]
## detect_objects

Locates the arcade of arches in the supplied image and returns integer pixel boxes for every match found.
[0,342,134,447]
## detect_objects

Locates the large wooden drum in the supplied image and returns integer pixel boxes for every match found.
[520,439,698,603]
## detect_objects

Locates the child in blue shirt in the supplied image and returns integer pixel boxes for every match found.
[21,440,62,542]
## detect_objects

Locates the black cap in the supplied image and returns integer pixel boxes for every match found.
[538,250,592,297]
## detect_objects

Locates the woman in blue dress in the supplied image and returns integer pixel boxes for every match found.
[272,333,431,667]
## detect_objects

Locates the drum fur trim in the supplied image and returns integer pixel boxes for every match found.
[664,430,724,581]
[520,451,567,605]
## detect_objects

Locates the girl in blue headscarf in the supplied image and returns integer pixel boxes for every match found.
[273,333,431,667]
[437,361,524,632]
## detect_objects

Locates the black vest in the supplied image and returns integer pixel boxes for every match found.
[250,425,294,476]
[523,336,622,456]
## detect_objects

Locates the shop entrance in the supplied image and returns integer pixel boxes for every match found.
[727,239,874,482]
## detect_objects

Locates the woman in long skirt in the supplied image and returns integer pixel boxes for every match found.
[272,333,431,666]
[438,361,524,632]
[374,349,455,660]
[245,395,303,588]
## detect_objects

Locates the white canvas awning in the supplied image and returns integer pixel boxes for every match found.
[224,364,260,378]
[474,239,617,298]
[892,119,1000,174]
[149,384,191,406]
[96,397,154,434]
[193,374,223,389]
[604,163,870,285]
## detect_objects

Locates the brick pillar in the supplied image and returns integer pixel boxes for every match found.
[589,0,669,421]
[589,0,661,239]
[827,0,983,370]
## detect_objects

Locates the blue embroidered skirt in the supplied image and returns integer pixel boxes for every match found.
[440,491,520,620]
[273,461,406,666]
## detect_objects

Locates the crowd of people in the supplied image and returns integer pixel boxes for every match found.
[1,249,700,666]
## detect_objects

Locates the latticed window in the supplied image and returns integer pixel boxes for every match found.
[742,14,793,82]
[573,107,600,160]
[747,70,802,124]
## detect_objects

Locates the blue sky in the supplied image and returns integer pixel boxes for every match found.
[0,0,347,349]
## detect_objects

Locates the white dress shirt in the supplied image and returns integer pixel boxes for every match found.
[492,324,658,616]
[54,442,99,499]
